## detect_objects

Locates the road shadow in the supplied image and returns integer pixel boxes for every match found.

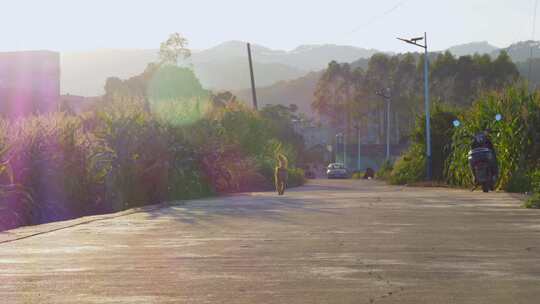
[143,186,346,226]
[288,179,390,193]
[140,179,416,226]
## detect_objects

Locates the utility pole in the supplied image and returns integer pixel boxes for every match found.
[423,33,432,180]
[343,129,347,168]
[397,33,432,180]
[336,132,346,166]
[356,123,362,171]
[386,95,391,161]
[247,43,258,110]
[335,133,344,164]
[375,88,391,162]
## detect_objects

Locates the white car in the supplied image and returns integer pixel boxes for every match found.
[326,163,349,179]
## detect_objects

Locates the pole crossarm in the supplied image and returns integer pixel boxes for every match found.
[375,90,391,100]
[396,37,426,49]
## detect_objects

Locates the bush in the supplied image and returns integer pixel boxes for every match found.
[505,170,531,193]
[412,102,458,182]
[0,70,308,230]
[530,169,540,193]
[380,102,457,186]
[1,113,111,226]
[524,192,540,209]
[0,98,306,230]
[288,168,306,188]
[376,161,393,181]
[351,172,363,179]
[389,144,425,185]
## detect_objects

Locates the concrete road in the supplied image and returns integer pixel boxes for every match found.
[0,180,539,303]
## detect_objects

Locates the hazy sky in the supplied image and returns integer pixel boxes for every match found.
[0,0,538,52]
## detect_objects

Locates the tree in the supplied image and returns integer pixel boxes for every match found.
[159,33,191,65]
[313,61,357,127]
[147,65,207,102]
[104,63,207,105]
[313,51,521,146]
[260,104,305,165]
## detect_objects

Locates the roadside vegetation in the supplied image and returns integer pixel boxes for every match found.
[379,84,540,206]
[314,50,540,206]
[0,34,306,231]
[0,81,306,231]
[313,51,518,152]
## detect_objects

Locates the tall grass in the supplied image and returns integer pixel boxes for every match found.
[0,96,306,230]
[446,85,540,191]
[384,84,540,193]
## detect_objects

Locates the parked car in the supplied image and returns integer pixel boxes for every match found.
[326,163,349,179]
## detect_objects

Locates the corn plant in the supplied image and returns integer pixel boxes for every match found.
[446,85,540,191]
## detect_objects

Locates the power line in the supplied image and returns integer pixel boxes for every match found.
[347,0,410,35]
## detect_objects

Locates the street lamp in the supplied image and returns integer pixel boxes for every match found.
[335,133,345,165]
[375,88,391,162]
[397,32,432,180]
[353,122,362,171]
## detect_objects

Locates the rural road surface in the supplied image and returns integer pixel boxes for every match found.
[1,179,539,303]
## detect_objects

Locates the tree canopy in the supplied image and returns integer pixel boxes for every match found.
[313,51,520,143]
[104,63,208,103]
[159,32,191,65]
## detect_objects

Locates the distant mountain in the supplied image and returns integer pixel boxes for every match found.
[445,40,540,64]
[350,57,370,71]
[235,71,323,116]
[61,49,157,96]
[192,58,306,91]
[60,41,379,96]
[446,41,498,57]
[263,44,378,70]
[191,41,378,70]
[492,40,540,62]
[442,40,540,65]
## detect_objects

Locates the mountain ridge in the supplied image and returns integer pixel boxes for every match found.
[446,41,499,57]
[60,41,379,96]
[60,39,540,97]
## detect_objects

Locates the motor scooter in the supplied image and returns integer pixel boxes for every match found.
[453,114,501,193]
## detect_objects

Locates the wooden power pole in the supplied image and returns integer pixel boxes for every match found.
[247,43,258,110]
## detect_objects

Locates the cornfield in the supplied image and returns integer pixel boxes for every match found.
[446,85,540,191]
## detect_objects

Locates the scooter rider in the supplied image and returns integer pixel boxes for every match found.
[471,130,494,150]
[471,129,499,182]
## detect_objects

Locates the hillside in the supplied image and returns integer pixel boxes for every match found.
[60,39,540,106]
[446,41,498,56]
[192,58,306,91]
[61,41,378,96]
[191,41,378,71]
[235,71,323,116]
[61,49,157,96]
[492,40,540,62]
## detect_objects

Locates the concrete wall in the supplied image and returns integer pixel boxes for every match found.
[0,51,60,118]
[334,144,409,171]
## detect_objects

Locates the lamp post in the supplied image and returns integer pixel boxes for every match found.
[397,32,432,180]
[375,88,391,161]
[355,123,361,171]
[336,133,345,165]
